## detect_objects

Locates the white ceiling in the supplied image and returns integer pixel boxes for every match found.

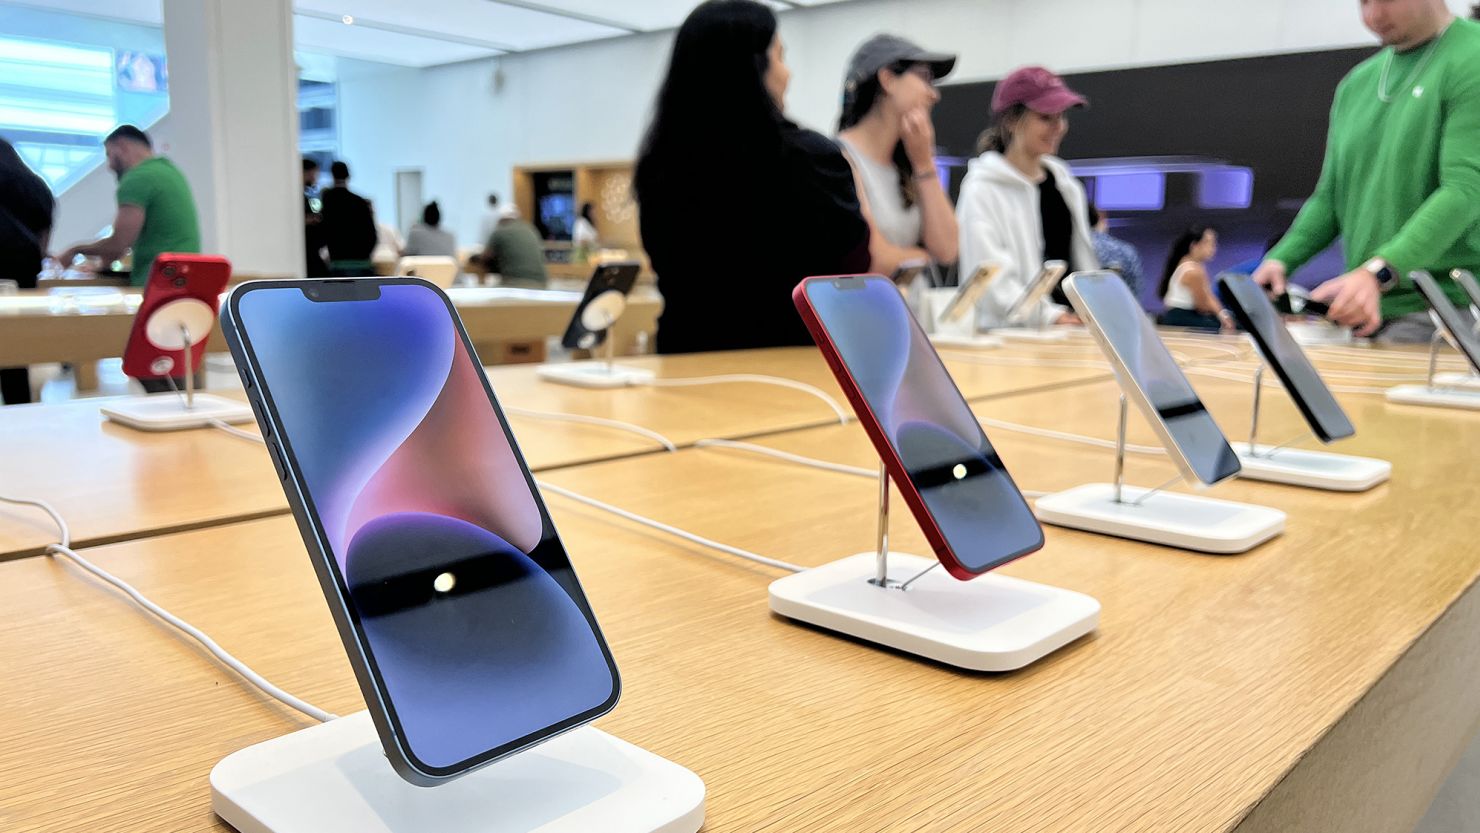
[1,0,859,68]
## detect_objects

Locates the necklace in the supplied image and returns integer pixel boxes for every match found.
[1377,20,1454,103]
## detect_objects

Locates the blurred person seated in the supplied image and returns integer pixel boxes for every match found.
[635,0,869,353]
[1089,205,1144,300]
[1157,225,1234,333]
[478,205,548,289]
[405,201,457,259]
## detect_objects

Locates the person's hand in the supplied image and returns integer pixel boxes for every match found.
[57,246,83,267]
[900,107,937,172]
[1217,309,1237,335]
[1311,267,1383,337]
[1055,311,1082,326]
[1252,259,1288,296]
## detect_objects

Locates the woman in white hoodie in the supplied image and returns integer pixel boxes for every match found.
[957,66,1098,329]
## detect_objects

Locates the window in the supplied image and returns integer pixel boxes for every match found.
[0,10,169,194]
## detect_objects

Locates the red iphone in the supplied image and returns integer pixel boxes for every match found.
[122,253,232,380]
[793,274,1044,580]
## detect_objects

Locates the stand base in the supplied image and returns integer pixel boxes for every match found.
[928,333,1005,350]
[992,326,1073,342]
[536,362,656,389]
[100,393,255,432]
[1386,384,1480,411]
[767,552,1099,671]
[1285,321,1353,345]
[1235,444,1391,492]
[1035,483,1285,554]
[211,712,704,833]
[1431,372,1480,390]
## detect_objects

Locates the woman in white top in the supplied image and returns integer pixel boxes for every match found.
[956,66,1098,329]
[836,34,958,275]
[1157,225,1233,332]
[572,201,599,259]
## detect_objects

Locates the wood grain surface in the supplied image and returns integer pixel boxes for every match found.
[2,361,1477,831]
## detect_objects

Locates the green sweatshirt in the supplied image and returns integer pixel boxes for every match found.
[1268,17,1480,317]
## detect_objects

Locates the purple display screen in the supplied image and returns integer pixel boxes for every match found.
[803,276,1042,574]
[233,282,618,775]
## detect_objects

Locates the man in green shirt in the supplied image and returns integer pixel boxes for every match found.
[480,206,548,289]
[60,124,201,287]
[1254,0,1480,342]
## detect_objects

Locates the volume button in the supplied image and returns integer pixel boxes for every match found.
[267,443,288,480]
[248,398,272,439]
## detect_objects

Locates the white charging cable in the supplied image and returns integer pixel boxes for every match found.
[640,373,849,425]
[208,418,266,443]
[534,480,806,573]
[504,406,678,452]
[0,494,337,724]
[694,438,876,477]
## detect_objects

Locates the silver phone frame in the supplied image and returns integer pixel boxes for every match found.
[940,262,1004,324]
[1005,260,1068,324]
[1064,270,1238,487]
[1415,270,1480,373]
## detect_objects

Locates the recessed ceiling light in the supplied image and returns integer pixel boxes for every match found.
[341,14,354,25]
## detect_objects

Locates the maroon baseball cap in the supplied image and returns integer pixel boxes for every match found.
[991,66,1088,115]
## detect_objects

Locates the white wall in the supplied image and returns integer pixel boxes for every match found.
[335,0,1464,247]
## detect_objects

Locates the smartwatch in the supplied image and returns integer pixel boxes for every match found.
[1363,257,1400,294]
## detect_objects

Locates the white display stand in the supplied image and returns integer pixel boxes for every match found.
[211,711,705,833]
[1230,366,1390,492]
[101,297,254,431]
[1235,446,1391,491]
[539,289,654,389]
[767,462,1098,671]
[101,394,255,431]
[1430,372,1480,389]
[536,362,655,389]
[993,326,1073,342]
[1386,384,1480,410]
[1035,396,1284,553]
[1036,483,1284,554]
[1384,329,1480,411]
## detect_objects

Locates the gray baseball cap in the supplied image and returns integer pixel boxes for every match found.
[844,33,957,91]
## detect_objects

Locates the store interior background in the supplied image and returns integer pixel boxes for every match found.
[20,0,1400,292]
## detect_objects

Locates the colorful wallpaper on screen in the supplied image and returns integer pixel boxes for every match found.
[806,278,1040,573]
[237,284,614,771]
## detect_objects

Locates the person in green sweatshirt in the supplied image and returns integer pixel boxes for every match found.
[1253,0,1480,342]
[59,124,201,288]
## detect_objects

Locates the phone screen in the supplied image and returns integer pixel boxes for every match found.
[1065,272,1240,485]
[1415,271,1480,373]
[1221,273,1354,443]
[232,281,619,776]
[803,276,1042,574]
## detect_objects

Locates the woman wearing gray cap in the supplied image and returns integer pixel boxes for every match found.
[957,66,1099,330]
[837,35,959,275]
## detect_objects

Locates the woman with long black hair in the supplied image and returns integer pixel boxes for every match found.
[0,138,54,404]
[1157,225,1233,332]
[635,0,870,353]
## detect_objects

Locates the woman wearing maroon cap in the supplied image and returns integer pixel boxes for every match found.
[956,66,1099,330]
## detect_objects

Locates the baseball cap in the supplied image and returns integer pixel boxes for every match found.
[991,66,1088,115]
[844,34,956,92]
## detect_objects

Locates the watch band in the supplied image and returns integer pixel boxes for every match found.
[1363,257,1399,294]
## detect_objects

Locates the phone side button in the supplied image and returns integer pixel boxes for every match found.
[267,443,288,480]
[247,398,272,439]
